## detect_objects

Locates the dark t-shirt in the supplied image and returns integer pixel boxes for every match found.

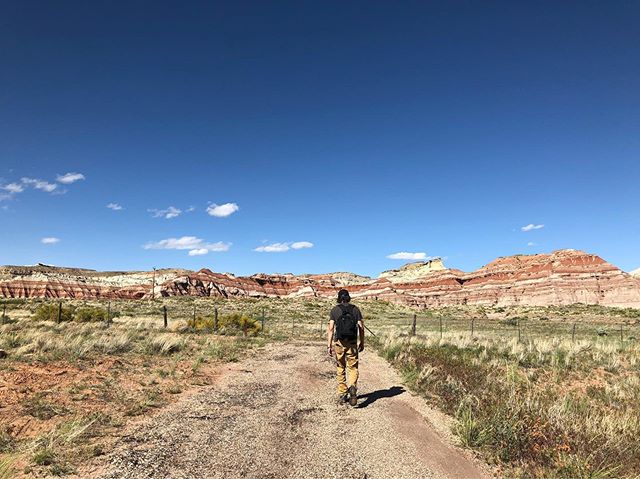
[330,303,363,323]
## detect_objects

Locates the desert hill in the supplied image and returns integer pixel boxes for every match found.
[1,249,639,308]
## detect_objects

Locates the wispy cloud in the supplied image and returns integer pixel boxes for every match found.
[291,241,314,250]
[254,242,290,253]
[207,202,239,218]
[527,241,536,246]
[41,237,60,244]
[56,172,85,184]
[2,183,25,194]
[21,178,57,193]
[106,203,123,211]
[2,173,83,200]
[521,223,544,232]
[149,206,182,219]
[144,236,231,256]
[254,241,314,253]
[386,252,429,260]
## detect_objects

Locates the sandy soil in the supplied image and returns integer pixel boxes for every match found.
[86,341,492,479]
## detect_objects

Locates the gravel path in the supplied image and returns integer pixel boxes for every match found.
[94,341,492,479]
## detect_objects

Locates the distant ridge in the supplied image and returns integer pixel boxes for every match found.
[1,249,640,308]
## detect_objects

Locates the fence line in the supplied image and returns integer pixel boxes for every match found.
[2,298,638,347]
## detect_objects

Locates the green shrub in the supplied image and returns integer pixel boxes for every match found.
[219,313,262,336]
[500,317,520,327]
[33,304,74,322]
[187,315,216,330]
[0,428,14,453]
[32,447,55,466]
[455,405,489,448]
[74,307,117,322]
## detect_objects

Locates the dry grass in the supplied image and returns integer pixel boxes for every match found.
[1,297,639,477]
[376,331,640,478]
[0,304,267,478]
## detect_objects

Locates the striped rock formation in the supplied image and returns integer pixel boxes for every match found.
[1,250,639,308]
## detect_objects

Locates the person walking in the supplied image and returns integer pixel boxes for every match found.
[327,288,364,406]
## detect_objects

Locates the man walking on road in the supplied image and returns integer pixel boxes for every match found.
[327,289,365,406]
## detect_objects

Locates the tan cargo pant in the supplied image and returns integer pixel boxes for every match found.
[334,339,358,395]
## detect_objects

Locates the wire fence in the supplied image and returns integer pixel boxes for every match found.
[2,298,639,348]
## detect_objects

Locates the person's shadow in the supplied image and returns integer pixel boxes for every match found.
[357,386,405,408]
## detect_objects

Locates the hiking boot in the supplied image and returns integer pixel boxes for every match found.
[348,385,357,406]
[339,394,349,404]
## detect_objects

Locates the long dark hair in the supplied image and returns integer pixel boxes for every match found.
[337,289,351,303]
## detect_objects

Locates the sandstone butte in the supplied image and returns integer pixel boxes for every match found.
[1,249,640,308]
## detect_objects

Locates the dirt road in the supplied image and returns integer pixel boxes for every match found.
[93,341,492,479]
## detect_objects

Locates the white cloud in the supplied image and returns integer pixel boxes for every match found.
[41,237,60,244]
[2,183,24,194]
[2,173,83,198]
[254,242,291,253]
[106,203,123,211]
[56,172,85,184]
[144,236,231,253]
[188,248,209,256]
[387,252,428,260]
[291,241,314,249]
[207,202,239,218]
[527,241,536,246]
[21,178,57,193]
[521,223,544,232]
[149,206,182,219]
[254,241,314,253]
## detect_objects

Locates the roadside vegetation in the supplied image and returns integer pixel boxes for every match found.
[1,297,638,477]
[375,331,640,478]
[0,300,269,478]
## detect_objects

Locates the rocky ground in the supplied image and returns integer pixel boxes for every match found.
[86,341,491,479]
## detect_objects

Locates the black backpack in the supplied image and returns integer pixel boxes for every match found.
[335,304,358,341]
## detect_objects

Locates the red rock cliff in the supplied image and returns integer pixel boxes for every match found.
[1,250,639,308]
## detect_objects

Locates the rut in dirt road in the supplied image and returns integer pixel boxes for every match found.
[95,341,492,479]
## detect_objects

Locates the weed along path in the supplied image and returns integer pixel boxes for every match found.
[90,341,491,479]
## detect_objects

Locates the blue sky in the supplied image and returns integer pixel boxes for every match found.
[1,1,639,276]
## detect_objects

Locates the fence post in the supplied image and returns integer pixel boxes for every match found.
[517,318,521,343]
[107,301,111,324]
[163,305,168,328]
[411,313,417,336]
[291,316,295,336]
[57,301,62,324]
[214,307,218,332]
[261,307,266,334]
[620,323,624,346]
[439,316,443,340]
[193,303,197,327]
[572,323,576,342]
[471,318,475,337]
[1,302,6,325]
